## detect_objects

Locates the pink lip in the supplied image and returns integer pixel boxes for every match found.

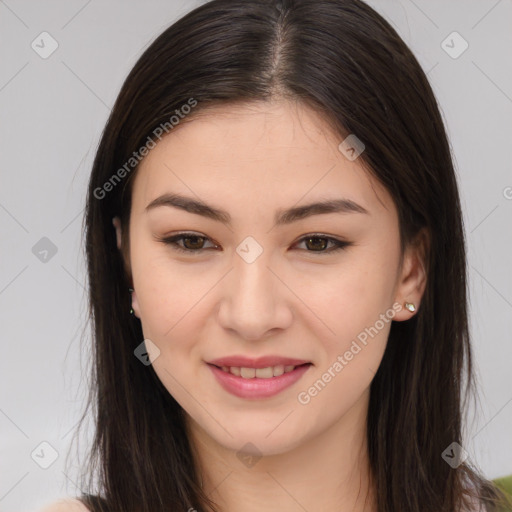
[207,363,312,399]
[208,355,310,368]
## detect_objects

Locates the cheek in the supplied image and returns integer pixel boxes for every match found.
[132,258,214,402]
[298,250,397,390]
[297,272,393,414]
[130,225,218,327]
[134,261,215,341]
[302,251,397,335]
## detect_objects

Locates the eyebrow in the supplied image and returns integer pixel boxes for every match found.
[145,192,369,226]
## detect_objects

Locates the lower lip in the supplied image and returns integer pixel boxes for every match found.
[207,363,312,399]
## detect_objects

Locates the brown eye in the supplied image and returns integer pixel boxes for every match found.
[159,233,217,254]
[159,232,350,256]
[181,235,206,250]
[304,237,328,251]
[295,235,351,254]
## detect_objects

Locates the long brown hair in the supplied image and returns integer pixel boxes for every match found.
[70,0,509,510]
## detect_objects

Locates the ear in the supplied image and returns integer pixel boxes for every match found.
[112,216,140,318]
[130,288,141,319]
[393,227,429,321]
[112,216,131,272]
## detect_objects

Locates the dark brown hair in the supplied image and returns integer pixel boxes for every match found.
[69,0,510,511]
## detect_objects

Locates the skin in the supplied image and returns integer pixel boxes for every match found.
[112,99,427,512]
[39,499,90,511]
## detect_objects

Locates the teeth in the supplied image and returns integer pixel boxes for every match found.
[229,366,241,376]
[219,364,300,379]
[240,367,256,378]
[273,365,284,377]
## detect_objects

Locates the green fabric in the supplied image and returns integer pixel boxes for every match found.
[493,474,512,511]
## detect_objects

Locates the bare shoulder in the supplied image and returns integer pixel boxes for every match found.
[39,498,91,512]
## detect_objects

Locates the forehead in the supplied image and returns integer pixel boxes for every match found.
[131,100,394,218]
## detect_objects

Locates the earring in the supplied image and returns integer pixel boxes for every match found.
[404,301,416,312]
[129,287,134,314]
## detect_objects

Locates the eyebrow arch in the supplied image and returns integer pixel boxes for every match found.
[145,192,369,226]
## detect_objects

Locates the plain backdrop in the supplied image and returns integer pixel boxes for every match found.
[0,1,511,510]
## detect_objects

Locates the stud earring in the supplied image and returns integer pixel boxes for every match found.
[404,301,416,312]
[128,287,134,314]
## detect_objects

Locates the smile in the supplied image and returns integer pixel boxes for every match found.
[207,362,312,399]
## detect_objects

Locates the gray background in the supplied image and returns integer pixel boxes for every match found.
[0,0,511,510]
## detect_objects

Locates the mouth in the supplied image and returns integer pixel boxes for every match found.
[208,362,312,379]
[206,362,313,399]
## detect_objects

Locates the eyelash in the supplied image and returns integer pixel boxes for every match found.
[157,232,351,255]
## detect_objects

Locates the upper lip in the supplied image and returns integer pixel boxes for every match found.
[207,356,311,369]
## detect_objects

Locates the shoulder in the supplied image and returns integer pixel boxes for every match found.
[39,498,91,512]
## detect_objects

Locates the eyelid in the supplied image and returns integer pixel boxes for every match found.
[156,232,219,254]
[157,231,351,255]
[293,233,350,251]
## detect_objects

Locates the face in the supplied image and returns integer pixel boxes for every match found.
[113,99,426,457]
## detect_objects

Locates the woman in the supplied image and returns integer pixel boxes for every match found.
[41,0,511,511]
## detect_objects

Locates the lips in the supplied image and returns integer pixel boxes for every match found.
[207,361,312,399]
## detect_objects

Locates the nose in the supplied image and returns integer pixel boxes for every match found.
[216,251,293,341]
